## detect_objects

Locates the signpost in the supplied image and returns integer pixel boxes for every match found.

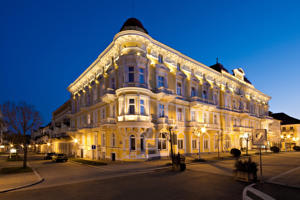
[252,129,267,183]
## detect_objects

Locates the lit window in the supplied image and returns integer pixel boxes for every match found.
[130,135,135,151]
[158,76,164,88]
[139,68,145,84]
[177,108,183,121]
[177,82,182,95]
[191,87,196,97]
[213,114,218,124]
[191,111,196,121]
[178,139,184,149]
[158,54,163,63]
[140,99,145,115]
[203,112,208,123]
[158,133,167,150]
[129,99,135,114]
[87,114,91,124]
[158,104,165,118]
[128,66,134,82]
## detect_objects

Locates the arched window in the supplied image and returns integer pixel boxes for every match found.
[130,135,135,151]
[140,135,145,152]
[112,133,116,147]
[158,133,167,150]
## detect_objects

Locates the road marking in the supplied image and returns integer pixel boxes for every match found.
[268,166,300,182]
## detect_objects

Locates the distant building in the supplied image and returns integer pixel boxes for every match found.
[271,112,300,150]
[61,18,274,160]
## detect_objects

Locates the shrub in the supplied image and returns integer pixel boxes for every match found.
[230,148,241,158]
[235,157,257,173]
[293,146,300,151]
[270,146,280,153]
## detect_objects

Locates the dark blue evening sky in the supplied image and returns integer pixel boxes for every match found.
[1,0,300,124]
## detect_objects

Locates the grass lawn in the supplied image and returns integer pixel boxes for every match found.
[0,167,33,174]
[71,158,107,166]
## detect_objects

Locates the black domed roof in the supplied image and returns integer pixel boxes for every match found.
[120,18,148,34]
[210,62,229,73]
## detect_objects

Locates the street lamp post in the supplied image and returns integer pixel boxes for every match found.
[168,126,175,164]
[193,128,201,159]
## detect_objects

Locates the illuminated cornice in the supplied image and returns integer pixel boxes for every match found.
[67,30,271,103]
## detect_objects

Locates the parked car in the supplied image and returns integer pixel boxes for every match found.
[44,152,56,160]
[52,153,68,162]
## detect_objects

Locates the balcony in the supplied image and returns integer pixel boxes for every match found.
[190,96,215,108]
[233,125,253,132]
[101,117,116,124]
[118,114,151,122]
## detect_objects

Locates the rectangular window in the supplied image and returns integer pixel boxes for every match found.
[158,76,164,88]
[158,54,163,63]
[87,114,91,124]
[192,140,197,149]
[140,99,145,115]
[158,104,165,118]
[203,112,208,123]
[101,108,105,119]
[178,139,184,149]
[139,68,145,84]
[177,82,182,95]
[204,139,209,149]
[128,66,134,82]
[191,111,196,121]
[177,108,183,121]
[177,63,181,71]
[191,87,196,97]
[111,77,115,89]
[129,99,135,114]
[213,114,218,124]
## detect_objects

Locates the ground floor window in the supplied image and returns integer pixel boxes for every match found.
[158,133,167,150]
[214,135,218,149]
[192,140,197,149]
[204,138,209,150]
[178,139,184,149]
[140,136,145,152]
[224,135,231,149]
[130,135,136,151]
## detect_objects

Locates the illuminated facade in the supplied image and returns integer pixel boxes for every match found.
[66,18,273,160]
[271,113,300,150]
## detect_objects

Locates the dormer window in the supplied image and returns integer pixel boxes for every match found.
[177,63,181,71]
[128,66,134,82]
[202,90,207,99]
[158,54,163,63]
[191,87,196,97]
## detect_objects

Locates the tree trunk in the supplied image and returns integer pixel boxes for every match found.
[23,144,27,168]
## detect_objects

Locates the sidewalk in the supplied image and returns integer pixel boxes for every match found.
[0,157,43,193]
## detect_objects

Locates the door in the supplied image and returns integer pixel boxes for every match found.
[111,153,116,161]
[80,149,84,158]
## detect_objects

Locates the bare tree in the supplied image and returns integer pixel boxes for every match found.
[1,102,42,168]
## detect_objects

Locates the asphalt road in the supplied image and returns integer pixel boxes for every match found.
[0,168,247,200]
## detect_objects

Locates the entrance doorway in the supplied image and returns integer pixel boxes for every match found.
[80,149,84,158]
[111,153,116,161]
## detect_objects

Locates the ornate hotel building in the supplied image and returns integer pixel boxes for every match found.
[66,18,272,160]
